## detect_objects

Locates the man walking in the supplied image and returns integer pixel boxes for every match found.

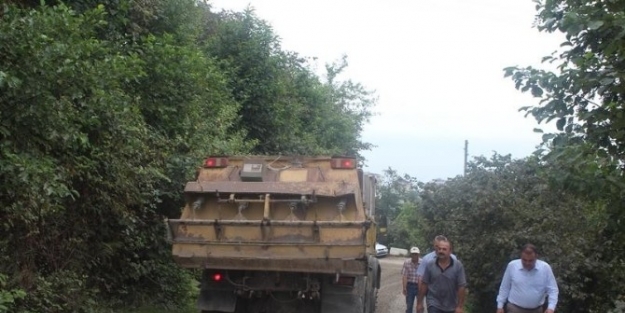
[417,235,457,284]
[496,244,559,313]
[417,239,466,313]
[402,246,421,313]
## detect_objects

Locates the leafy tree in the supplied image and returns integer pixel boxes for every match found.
[375,168,422,247]
[0,274,25,313]
[0,1,377,311]
[505,0,625,163]
[203,8,376,156]
[387,200,428,252]
[123,33,251,219]
[0,2,238,310]
[322,55,377,158]
[504,1,625,310]
[0,4,162,310]
[203,8,305,154]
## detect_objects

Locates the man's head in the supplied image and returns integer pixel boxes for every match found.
[432,235,448,249]
[520,243,538,270]
[410,246,420,262]
[436,240,452,260]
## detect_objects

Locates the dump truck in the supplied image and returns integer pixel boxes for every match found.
[167,155,380,313]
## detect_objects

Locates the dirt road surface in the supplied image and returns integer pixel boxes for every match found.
[377,256,409,313]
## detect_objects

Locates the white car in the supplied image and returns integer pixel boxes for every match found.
[375,242,389,257]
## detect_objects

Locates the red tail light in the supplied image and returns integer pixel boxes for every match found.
[212,273,223,282]
[331,157,356,169]
[204,157,228,168]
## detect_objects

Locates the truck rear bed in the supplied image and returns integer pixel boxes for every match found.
[167,156,377,276]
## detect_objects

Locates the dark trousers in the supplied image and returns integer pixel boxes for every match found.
[405,282,418,313]
[427,306,455,313]
[506,303,542,313]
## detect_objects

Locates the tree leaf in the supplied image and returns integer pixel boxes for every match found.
[542,133,556,141]
[588,20,604,30]
[600,77,614,85]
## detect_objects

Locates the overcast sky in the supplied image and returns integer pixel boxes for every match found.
[209,0,564,182]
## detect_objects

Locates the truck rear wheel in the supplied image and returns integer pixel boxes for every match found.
[364,256,380,313]
[363,277,377,313]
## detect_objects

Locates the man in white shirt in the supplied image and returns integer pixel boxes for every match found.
[496,244,559,313]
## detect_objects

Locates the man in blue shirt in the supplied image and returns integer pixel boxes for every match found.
[416,239,466,313]
[496,244,559,313]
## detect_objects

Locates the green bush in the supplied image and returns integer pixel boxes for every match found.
[0,274,26,313]
[0,1,375,311]
[11,271,97,313]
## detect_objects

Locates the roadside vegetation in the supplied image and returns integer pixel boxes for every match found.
[0,1,374,312]
[379,1,625,312]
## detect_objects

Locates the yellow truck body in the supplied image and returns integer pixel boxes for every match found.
[167,155,379,313]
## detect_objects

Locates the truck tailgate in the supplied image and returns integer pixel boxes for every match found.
[168,219,371,275]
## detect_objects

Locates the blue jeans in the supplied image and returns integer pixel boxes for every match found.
[405,282,418,313]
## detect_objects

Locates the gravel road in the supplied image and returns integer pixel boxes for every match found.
[377,256,409,313]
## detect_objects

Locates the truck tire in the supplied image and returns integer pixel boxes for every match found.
[363,276,377,313]
[365,256,380,313]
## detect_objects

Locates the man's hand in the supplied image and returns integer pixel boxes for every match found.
[416,303,424,313]
[496,309,504,313]
[402,288,406,296]
[455,307,464,313]
[545,309,554,313]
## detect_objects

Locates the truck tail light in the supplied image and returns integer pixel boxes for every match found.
[331,157,356,169]
[204,157,228,168]
[212,273,223,282]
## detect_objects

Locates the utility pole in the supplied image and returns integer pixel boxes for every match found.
[463,140,468,176]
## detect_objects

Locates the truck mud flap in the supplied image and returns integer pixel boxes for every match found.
[320,277,365,313]
[197,289,237,312]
